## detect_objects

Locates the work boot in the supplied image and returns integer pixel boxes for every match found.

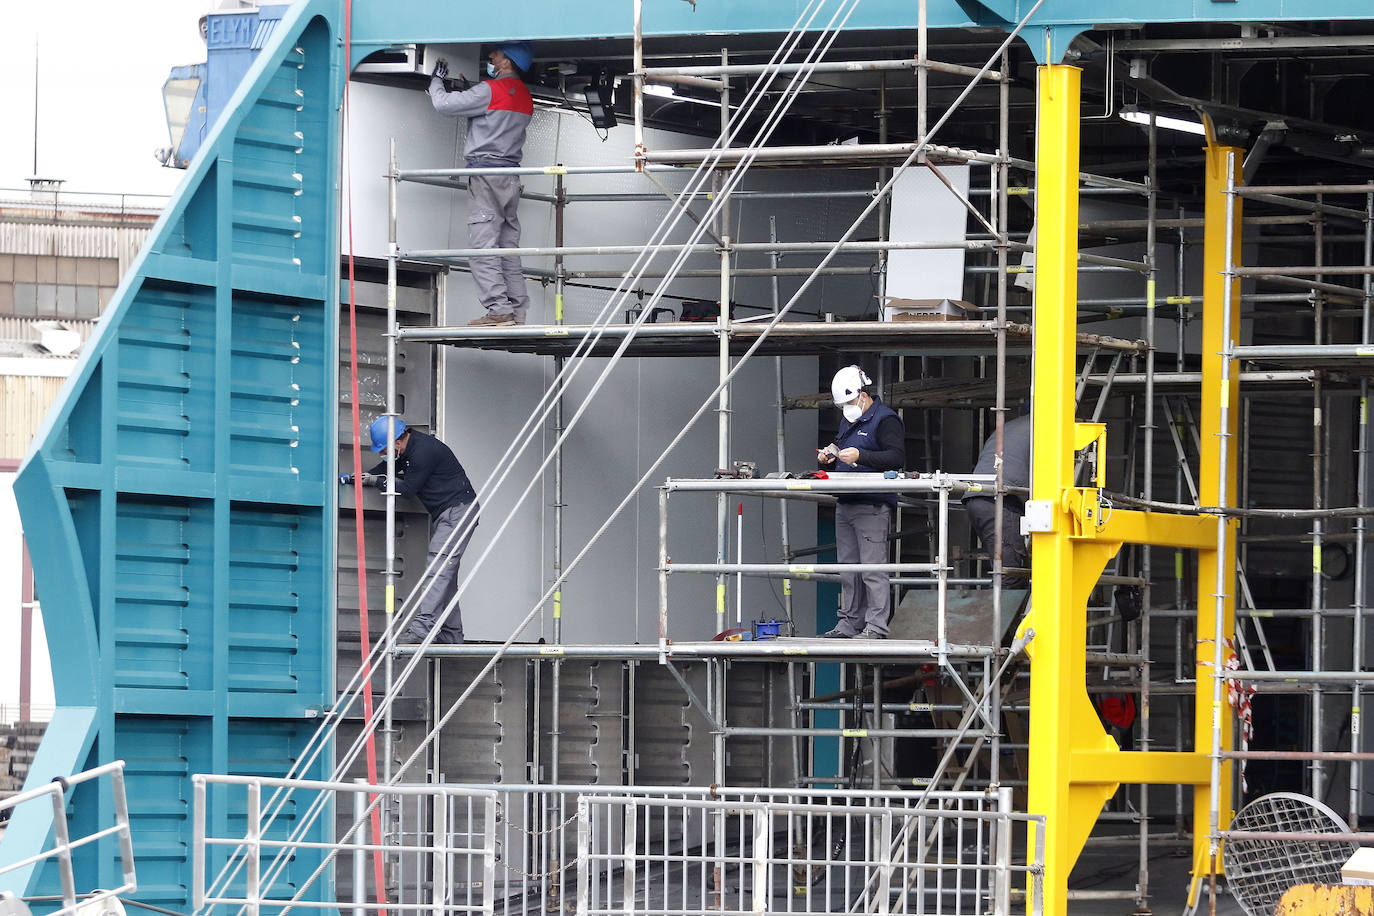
[820,627,852,638]
[856,626,888,639]
[398,626,429,645]
[468,312,516,328]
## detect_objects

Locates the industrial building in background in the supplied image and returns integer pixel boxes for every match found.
[2,1,1374,916]
[0,188,160,797]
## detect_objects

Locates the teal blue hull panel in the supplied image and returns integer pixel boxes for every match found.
[4,0,342,909]
[350,0,1374,63]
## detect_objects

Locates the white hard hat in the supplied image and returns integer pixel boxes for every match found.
[830,365,871,405]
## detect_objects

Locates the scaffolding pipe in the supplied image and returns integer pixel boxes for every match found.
[637,56,1005,81]
[397,164,678,179]
[769,218,794,630]
[1138,111,1158,909]
[724,725,994,739]
[643,141,1006,166]
[1311,203,1327,799]
[551,171,566,798]
[1354,190,1373,828]
[1243,274,1366,301]
[664,562,940,575]
[1231,344,1374,360]
[657,489,669,656]
[663,475,988,494]
[632,0,645,164]
[1228,670,1374,683]
[715,49,732,642]
[381,142,399,893]
[1233,264,1374,277]
[918,0,928,149]
[559,188,879,202]
[1208,149,1239,881]
[1235,183,1374,197]
[403,238,1014,259]
[560,266,877,279]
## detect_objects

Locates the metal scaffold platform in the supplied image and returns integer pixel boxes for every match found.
[9,0,1374,915]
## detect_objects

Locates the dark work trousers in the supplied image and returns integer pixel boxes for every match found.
[468,174,529,322]
[835,501,893,636]
[409,501,479,644]
[964,496,1029,585]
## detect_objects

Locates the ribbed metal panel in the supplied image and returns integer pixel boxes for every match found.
[0,223,151,271]
[0,375,66,460]
[4,2,342,908]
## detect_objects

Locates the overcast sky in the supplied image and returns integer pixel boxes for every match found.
[0,0,210,197]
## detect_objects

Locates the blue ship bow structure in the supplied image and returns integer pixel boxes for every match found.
[4,0,342,909]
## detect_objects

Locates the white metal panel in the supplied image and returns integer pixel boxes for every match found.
[885,164,970,304]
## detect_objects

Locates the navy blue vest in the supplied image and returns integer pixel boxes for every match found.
[833,400,900,507]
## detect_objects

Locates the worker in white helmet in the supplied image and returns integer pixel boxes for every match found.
[817,365,907,638]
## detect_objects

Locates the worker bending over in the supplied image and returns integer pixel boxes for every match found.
[427,42,535,328]
[818,365,907,639]
[342,417,480,644]
[963,411,1031,588]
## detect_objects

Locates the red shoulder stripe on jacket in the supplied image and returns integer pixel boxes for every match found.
[487,77,534,116]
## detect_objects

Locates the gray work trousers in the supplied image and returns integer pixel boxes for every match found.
[964,496,1029,586]
[468,174,529,321]
[410,501,479,644]
[835,501,892,636]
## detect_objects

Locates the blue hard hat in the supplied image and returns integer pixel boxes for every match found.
[368,416,406,452]
[497,42,534,73]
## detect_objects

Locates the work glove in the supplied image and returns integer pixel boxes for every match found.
[362,473,386,489]
[432,59,449,81]
[339,474,353,485]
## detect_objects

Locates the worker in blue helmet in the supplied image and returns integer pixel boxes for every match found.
[341,416,480,644]
[426,42,536,328]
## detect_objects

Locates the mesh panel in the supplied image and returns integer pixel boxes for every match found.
[1223,792,1357,916]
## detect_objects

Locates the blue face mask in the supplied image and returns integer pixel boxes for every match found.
[486,62,498,78]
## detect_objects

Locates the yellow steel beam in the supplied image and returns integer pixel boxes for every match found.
[1192,134,1243,889]
[1070,750,1212,786]
[1093,507,1218,550]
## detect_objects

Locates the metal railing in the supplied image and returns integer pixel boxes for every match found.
[657,474,992,657]
[191,776,498,916]
[0,761,136,916]
[189,781,1041,916]
[574,788,1043,916]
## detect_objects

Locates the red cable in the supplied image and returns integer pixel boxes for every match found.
[340,2,389,913]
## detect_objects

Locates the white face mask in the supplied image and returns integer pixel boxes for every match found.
[841,401,863,422]
[486,62,499,78]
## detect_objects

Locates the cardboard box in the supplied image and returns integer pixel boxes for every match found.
[882,297,981,322]
[1342,847,1374,885]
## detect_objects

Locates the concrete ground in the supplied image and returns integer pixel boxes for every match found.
[1069,835,1246,916]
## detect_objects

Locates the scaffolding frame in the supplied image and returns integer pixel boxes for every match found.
[307,6,1374,916]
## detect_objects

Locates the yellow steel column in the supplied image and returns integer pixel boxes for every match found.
[1192,136,1242,888]
[1027,63,1088,916]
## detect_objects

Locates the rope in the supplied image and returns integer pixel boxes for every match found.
[339,0,389,912]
